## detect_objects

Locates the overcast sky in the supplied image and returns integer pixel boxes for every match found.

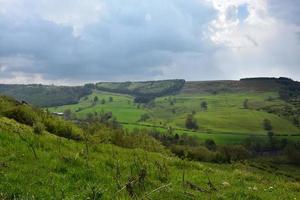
[0,0,299,84]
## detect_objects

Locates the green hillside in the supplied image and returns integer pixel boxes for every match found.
[1,94,300,199]
[49,90,300,144]
[1,115,300,199]
[0,84,92,107]
[96,79,185,96]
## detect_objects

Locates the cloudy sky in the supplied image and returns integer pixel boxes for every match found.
[0,0,299,84]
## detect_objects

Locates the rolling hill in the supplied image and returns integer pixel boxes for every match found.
[1,77,300,145]
[0,96,299,199]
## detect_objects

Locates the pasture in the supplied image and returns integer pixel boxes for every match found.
[49,90,300,144]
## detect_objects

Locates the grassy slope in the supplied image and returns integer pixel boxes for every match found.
[50,91,147,123]
[50,90,300,144]
[1,117,299,199]
[0,84,92,107]
[155,92,299,135]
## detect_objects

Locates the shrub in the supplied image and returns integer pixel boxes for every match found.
[4,105,39,126]
[205,139,216,151]
[218,145,251,163]
[33,122,45,135]
[186,146,215,162]
[111,129,166,153]
[243,99,249,109]
[284,142,300,165]
[263,119,272,131]
[138,113,150,122]
[185,114,199,130]
[170,145,215,162]
[201,101,208,111]
[43,116,82,140]
[243,136,264,152]
[170,145,186,158]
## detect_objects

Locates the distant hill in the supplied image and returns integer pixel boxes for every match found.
[0,77,299,107]
[0,84,92,107]
[95,79,185,103]
[181,77,283,94]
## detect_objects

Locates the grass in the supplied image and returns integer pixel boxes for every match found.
[50,91,147,123]
[49,91,300,144]
[152,92,299,134]
[1,117,299,199]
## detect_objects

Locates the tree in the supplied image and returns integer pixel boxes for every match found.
[293,117,299,127]
[205,139,216,151]
[86,113,94,121]
[201,101,208,111]
[263,119,273,131]
[64,109,72,119]
[243,99,249,109]
[267,131,275,149]
[185,114,199,130]
[172,109,176,114]
[109,96,113,102]
[284,141,300,165]
[94,96,99,103]
[267,131,274,138]
[101,99,106,104]
[139,113,150,122]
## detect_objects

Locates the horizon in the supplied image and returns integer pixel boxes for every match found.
[0,76,298,86]
[0,0,299,84]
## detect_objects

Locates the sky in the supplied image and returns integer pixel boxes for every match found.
[0,0,299,84]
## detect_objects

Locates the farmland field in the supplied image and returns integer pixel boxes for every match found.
[49,89,300,144]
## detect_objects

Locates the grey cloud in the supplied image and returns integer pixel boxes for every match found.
[0,0,217,82]
[269,0,300,26]
[0,0,299,83]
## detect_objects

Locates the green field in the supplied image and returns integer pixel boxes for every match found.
[1,117,299,199]
[50,91,148,123]
[49,90,300,144]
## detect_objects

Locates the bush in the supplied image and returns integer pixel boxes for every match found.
[201,101,208,111]
[170,145,215,162]
[4,105,39,126]
[263,119,272,131]
[43,116,82,140]
[185,114,199,130]
[243,136,264,152]
[33,122,45,135]
[186,146,215,162]
[111,129,167,153]
[218,145,251,163]
[170,145,186,158]
[138,113,150,122]
[284,142,300,165]
[205,139,216,151]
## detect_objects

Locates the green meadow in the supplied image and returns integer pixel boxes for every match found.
[50,91,148,123]
[50,90,300,144]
